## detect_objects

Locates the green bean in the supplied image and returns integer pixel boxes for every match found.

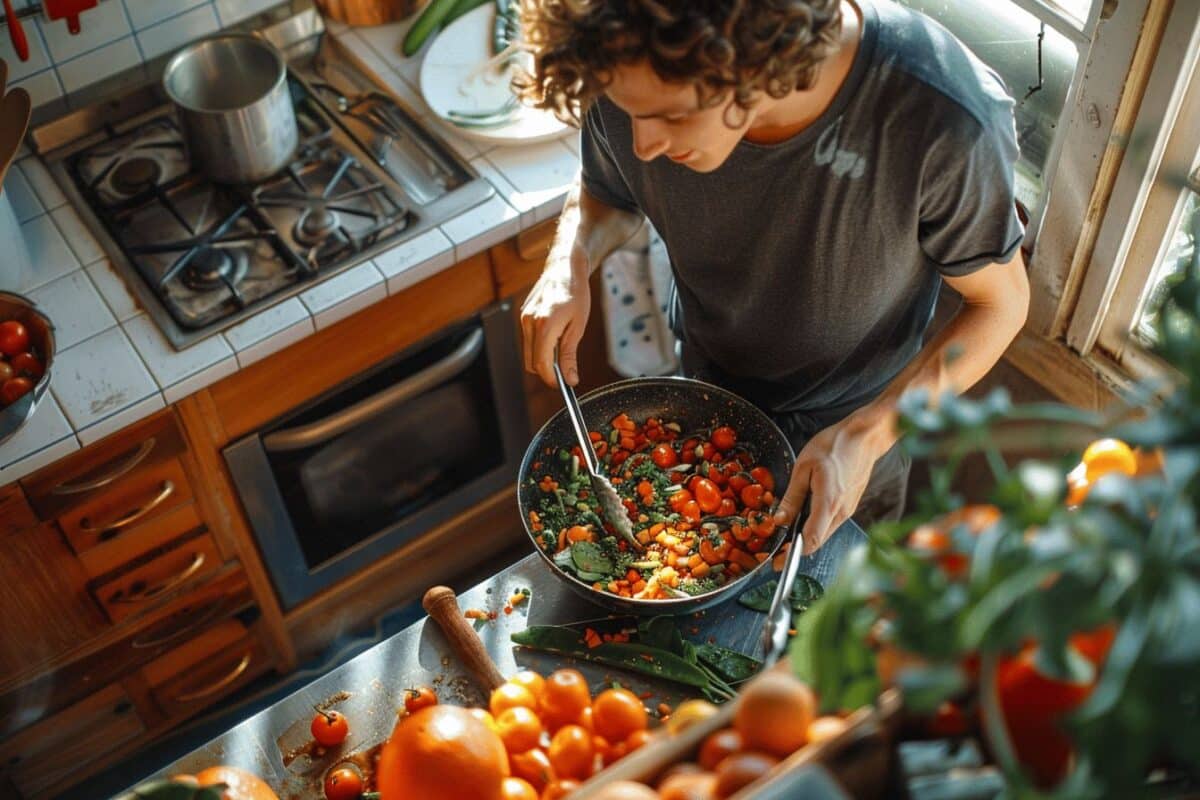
[403,0,458,57]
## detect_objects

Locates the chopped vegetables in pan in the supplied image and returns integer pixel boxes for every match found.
[528,413,782,600]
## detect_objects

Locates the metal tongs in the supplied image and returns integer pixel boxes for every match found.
[761,515,807,666]
[552,356,644,553]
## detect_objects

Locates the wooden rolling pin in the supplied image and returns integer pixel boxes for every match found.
[422,585,506,694]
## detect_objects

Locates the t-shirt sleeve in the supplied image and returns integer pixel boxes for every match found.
[918,93,1026,277]
[580,102,641,214]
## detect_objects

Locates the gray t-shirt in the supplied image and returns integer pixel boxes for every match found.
[581,0,1024,437]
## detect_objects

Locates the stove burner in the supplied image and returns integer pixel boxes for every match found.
[182,247,249,292]
[294,206,341,246]
[110,156,164,197]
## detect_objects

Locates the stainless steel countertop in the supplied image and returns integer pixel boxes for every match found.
[126,521,864,798]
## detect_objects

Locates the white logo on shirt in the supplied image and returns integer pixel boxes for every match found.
[814,117,866,179]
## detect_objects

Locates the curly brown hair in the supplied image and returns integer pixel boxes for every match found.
[515,0,844,126]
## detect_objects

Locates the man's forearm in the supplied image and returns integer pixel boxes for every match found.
[848,254,1031,452]
[547,176,645,279]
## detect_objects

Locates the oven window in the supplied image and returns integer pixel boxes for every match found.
[264,327,505,569]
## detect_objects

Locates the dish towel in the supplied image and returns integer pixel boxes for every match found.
[599,224,681,378]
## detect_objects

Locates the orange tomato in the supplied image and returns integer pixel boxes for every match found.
[548,723,595,781]
[491,682,539,717]
[497,706,544,754]
[592,688,649,743]
[322,764,363,800]
[184,766,279,800]
[658,770,718,800]
[713,752,778,797]
[501,777,540,800]
[541,669,591,729]
[403,685,438,714]
[698,728,742,771]
[469,707,500,733]
[509,748,555,793]
[541,779,583,800]
[624,728,652,752]
[1081,438,1137,483]
[377,705,509,800]
[310,710,349,747]
[507,672,543,704]
[733,673,815,758]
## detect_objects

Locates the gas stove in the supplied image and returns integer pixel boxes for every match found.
[29,4,493,350]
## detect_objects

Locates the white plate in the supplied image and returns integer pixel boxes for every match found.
[419,3,569,146]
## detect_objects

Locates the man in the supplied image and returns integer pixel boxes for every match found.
[517,0,1031,556]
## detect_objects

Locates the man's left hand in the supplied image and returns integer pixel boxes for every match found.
[773,413,892,554]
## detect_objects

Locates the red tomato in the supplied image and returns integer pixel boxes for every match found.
[717,498,737,517]
[740,484,765,511]
[668,489,692,513]
[0,362,13,383]
[0,377,33,406]
[323,764,363,800]
[680,438,701,464]
[404,685,438,713]
[651,443,678,469]
[711,426,737,452]
[693,478,722,513]
[749,466,775,493]
[311,709,349,747]
[681,500,702,523]
[10,352,43,381]
[0,321,29,357]
[729,474,752,494]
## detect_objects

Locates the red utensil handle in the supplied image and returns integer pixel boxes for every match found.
[2,0,29,61]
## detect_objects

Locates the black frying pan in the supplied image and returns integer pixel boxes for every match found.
[517,376,797,615]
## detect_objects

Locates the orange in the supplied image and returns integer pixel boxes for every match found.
[541,669,591,729]
[548,723,594,781]
[698,728,742,771]
[541,780,582,800]
[592,688,648,743]
[509,747,555,793]
[667,699,719,734]
[491,682,539,717]
[733,672,816,758]
[510,670,547,705]
[713,751,779,797]
[377,705,508,800]
[658,770,719,800]
[806,715,850,744]
[185,766,279,800]
[1081,438,1137,483]
[497,706,544,754]
[501,777,539,800]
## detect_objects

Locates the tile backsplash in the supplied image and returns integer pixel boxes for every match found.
[1,0,281,108]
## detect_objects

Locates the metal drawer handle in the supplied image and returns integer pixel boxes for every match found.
[131,598,225,649]
[52,438,157,495]
[173,652,253,702]
[113,552,206,605]
[262,327,484,452]
[80,480,176,536]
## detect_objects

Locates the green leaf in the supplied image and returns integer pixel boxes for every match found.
[737,575,824,614]
[694,643,762,683]
[571,541,613,574]
[125,781,225,800]
[896,664,966,714]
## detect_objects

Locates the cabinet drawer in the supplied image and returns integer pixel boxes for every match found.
[89,530,221,623]
[0,683,144,798]
[60,457,193,557]
[78,501,203,581]
[0,568,252,738]
[22,409,186,520]
[145,621,269,721]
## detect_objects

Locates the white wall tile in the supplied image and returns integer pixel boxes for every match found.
[136,4,219,60]
[16,158,66,210]
[87,260,144,321]
[10,69,65,110]
[51,326,158,431]
[3,163,43,223]
[0,18,53,80]
[123,0,208,30]
[40,0,132,63]
[0,390,72,469]
[50,205,107,266]
[27,270,117,350]
[55,36,142,94]
[19,213,80,290]
[122,313,233,390]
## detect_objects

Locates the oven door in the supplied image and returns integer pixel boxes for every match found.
[223,302,529,610]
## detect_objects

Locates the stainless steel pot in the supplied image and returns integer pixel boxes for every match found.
[518,376,799,616]
[163,34,299,184]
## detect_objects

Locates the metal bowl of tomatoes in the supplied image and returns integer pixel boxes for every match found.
[0,291,56,446]
[518,375,799,616]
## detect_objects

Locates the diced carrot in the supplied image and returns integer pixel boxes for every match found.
[692,562,710,579]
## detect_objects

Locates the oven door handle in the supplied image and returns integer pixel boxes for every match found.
[261,327,485,453]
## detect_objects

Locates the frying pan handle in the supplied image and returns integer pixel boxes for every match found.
[552,350,601,474]
[423,585,507,694]
[761,511,808,666]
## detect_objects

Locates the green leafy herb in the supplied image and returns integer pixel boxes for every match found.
[694,643,762,683]
[737,574,824,614]
[571,541,613,574]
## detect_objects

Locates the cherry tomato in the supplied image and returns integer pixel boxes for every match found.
[717,498,737,517]
[0,377,33,406]
[740,484,765,511]
[692,478,722,514]
[668,489,693,513]
[323,764,363,800]
[0,362,13,383]
[311,709,349,747]
[681,500,702,523]
[711,426,737,452]
[649,443,677,469]
[729,473,752,494]
[749,466,775,492]
[404,685,438,714]
[10,352,43,381]
[680,438,701,464]
[0,321,29,357]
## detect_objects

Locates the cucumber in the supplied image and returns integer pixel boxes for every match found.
[402,0,459,57]
[444,0,490,25]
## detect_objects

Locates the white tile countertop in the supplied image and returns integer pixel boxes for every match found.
[0,18,580,484]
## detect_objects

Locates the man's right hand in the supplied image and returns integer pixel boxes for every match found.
[520,244,592,388]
